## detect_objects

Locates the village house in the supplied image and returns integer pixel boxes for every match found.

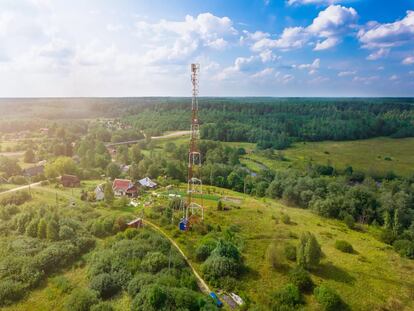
[61,175,80,187]
[112,178,137,197]
[94,184,105,201]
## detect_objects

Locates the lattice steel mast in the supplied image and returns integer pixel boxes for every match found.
[186,63,203,220]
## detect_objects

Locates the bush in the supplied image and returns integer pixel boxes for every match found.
[379,229,396,245]
[284,244,296,261]
[8,175,27,185]
[140,252,169,273]
[266,243,284,269]
[90,302,114,311]
[335,240,354,253]
[288,267,313,292]
[195,240,217,262]
[211,239,241,262]
[127,273,156,297]
[314,285,342,311]
[90,273,120,299]
[0,191,31,206]
[0,280,25,306]
[343,214,355,229]
[393,240,414,259]
[202,255,241,281]
[281,213,291,224]
[272,283,302,309]
[64,288,99,311]
[131,284,168,311]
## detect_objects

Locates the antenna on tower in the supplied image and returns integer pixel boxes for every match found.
[179,64,203,231]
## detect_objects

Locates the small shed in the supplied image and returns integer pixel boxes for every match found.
[95,184,105,201]
[23,165,44,178]
[61,175,80,187]
[138,177,157,188]
[127,217,143,229]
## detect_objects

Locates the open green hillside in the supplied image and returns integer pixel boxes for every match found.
[240,137,414,177]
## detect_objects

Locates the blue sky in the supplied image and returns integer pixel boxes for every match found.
[0,0,413,97]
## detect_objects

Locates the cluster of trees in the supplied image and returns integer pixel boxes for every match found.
[264,232,343,311]
[0,200,96,306]
[68,227,218,311]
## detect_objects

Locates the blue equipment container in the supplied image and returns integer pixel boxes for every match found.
[179,218,188,231]
[209,292,223,308]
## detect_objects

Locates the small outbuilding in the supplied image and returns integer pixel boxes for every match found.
[94,184,105,201]
[138,177,157,188]
[23,165,45,178]
[127,217,143,229]
[61,175,80,187]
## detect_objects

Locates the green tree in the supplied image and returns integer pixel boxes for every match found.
[47,220,59,241]
[131,145,143,163]
[104,182,114,205]
[297,232,321,269]
[24,149,35,163]
[37,218,47,239]
[106,163,121,180]
[26,218,39,238]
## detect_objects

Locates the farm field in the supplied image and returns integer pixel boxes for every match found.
[240,137,414,177]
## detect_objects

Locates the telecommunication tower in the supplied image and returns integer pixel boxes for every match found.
[182,64,203,228]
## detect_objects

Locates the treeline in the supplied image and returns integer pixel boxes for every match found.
[124,98,414,149]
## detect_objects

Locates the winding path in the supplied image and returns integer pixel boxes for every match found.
[0,181,42,195]
[143,219,211,295]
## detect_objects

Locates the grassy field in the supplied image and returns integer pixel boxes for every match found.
[240,137,414,177]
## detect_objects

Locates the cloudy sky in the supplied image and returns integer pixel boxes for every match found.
[1,0,414,97]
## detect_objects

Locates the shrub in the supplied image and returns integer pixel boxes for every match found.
[90,273,120,299]
[52,276,73,294]
[64,288,98,311]
[314,285,342,311]
[281,213,291,224]
[131,284,167,311]
[211,239,241,262]
[343,214,355,229]
[0,191,31,206]
[195,239,217,262]
[140,252,169,273]
[334,240,354,253]
[266,243,284,269]
[393,240,414,259]
[217,200,224,211]
[8,175,27,185]
[297,232,321,269]
[0,280,25,306]
[90,302,114,311]
[284,244,297,261]
[288,267,313,292]
[202,255,240,281]
[379,229,396,245]
[272,283,302,309]
[127,273,156,297]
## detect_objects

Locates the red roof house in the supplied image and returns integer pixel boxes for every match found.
[112,178,137,197]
